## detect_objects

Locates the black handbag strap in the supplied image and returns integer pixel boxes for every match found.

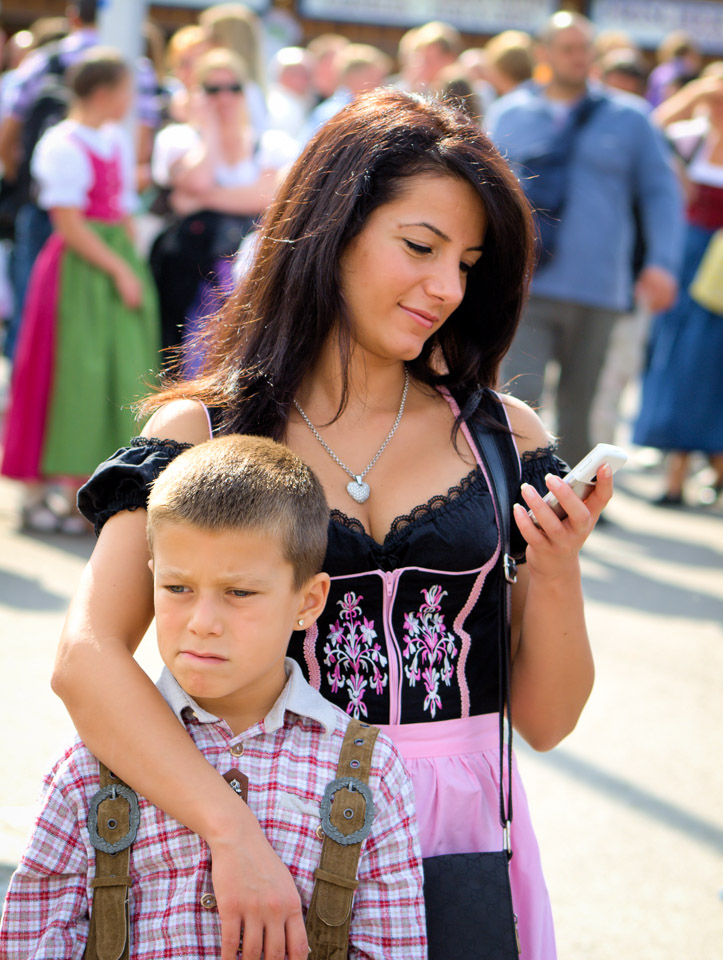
[462,398,517,853]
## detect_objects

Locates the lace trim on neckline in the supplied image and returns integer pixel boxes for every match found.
[130,436,194,454]
[521,443,558,463]
[330,466,483,545]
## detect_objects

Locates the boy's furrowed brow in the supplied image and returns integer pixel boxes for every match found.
[154,566,273,589]
[399,221,484,251]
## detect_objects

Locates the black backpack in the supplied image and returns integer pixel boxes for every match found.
[0,47,70,239]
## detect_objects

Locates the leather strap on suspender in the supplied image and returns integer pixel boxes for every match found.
[84,763,139,960]
[306,718,380,960]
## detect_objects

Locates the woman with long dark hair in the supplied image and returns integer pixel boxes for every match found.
[54,89,612,960]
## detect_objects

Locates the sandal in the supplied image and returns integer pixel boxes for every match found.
[20,501,60,533]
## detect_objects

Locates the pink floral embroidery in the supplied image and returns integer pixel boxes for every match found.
[402,585,458,718]
[323,591,388,718]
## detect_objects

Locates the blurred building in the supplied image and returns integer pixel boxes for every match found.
[0,1,587,55]
[1,1,721,64]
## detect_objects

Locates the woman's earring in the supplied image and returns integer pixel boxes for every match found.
[297,618,305,627]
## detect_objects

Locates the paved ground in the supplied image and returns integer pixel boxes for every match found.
[0,407,721,957]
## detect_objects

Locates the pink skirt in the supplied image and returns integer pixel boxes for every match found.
[1,234,63,481]
[379,713,557,959]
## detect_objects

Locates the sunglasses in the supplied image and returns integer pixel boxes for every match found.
[202,82,243,95]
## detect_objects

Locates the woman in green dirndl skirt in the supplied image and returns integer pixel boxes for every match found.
[1,49,160,530]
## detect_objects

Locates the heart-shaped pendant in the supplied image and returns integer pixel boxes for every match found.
[347,478,370,503]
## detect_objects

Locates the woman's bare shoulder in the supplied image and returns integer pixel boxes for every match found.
[141,399,213,445]
[497,394,554,457]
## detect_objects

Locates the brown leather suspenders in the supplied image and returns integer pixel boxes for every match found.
[84,718,379,960]
[306,717,379,959]
[84,764,139,960]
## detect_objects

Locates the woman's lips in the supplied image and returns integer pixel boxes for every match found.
[400,305,436,329]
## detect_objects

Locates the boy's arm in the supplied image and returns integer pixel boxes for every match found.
[0,752,91,960]
[347,740,427,960]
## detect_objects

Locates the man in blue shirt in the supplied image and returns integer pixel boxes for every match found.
[487,11,684,468]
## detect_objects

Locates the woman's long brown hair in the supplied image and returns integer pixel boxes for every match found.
[144,89,535,438]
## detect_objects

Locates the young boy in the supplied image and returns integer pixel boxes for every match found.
[0,436,427,959]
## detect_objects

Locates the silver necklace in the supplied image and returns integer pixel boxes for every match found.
[293,368,410,504]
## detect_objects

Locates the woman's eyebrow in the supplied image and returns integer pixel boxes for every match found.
[400,221,484,251]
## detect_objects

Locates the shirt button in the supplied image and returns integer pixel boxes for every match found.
[200,893,217,910]
[229,743,244,757]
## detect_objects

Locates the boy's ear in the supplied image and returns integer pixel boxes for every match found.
[147,558,154,575]
[296,572,330,626]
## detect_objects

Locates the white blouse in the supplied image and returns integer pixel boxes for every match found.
[669,117,723,188]
[151,123,298,190]
[31,119,138,214]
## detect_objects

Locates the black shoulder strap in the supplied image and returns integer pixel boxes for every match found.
[46,47,67,79]
[461,395,516,851]
[570,89,606,131]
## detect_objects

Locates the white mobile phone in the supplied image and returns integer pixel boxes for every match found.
[528,443,628,527]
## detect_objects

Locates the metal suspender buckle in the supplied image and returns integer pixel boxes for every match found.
[503,553,518,584]
[320,776,376,846]
[87,783,140,854]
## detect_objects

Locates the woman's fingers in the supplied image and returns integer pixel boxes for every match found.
[582,463,614,517]
[211,832,308,960]
[237,916,262,960]
[218,906,243,960]
[515,466,615,556]
[518,480,565,538]
[545,474,594,527]
[286,912,313,960]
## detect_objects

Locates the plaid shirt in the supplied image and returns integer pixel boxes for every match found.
[0,660,426,959]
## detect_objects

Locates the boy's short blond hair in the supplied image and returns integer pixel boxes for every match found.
[147,436,329,588]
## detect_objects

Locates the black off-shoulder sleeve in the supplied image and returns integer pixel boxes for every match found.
[77,437,194,536]
[510,445,570,562]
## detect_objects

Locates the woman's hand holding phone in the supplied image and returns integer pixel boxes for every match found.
[512,450,618,581]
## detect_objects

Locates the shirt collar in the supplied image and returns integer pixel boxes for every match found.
[157,658,338,737]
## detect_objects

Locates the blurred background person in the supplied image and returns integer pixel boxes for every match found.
[484,30,534,98]
[304,43,391,139]
[456,46,497,117]
[634,66,723,506]
[588,46,653,449]
[647,31,702,108]
[0,1,160,364]
[266,46,314,140]
[1,48,160,533]
[164,24,210,124]
[150,47,293,364]
[435,65,481,121]
[306,32,348,105]
[392,25,420,91]
[599,48,648,99]
[198,2,267,135]
[588,28,636,83]
[487,10,683,470]
[403,20,461,93]
[653,61,723,127]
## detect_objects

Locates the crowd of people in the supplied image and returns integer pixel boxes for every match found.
[0,3,720,530]
[0,5,721,960]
